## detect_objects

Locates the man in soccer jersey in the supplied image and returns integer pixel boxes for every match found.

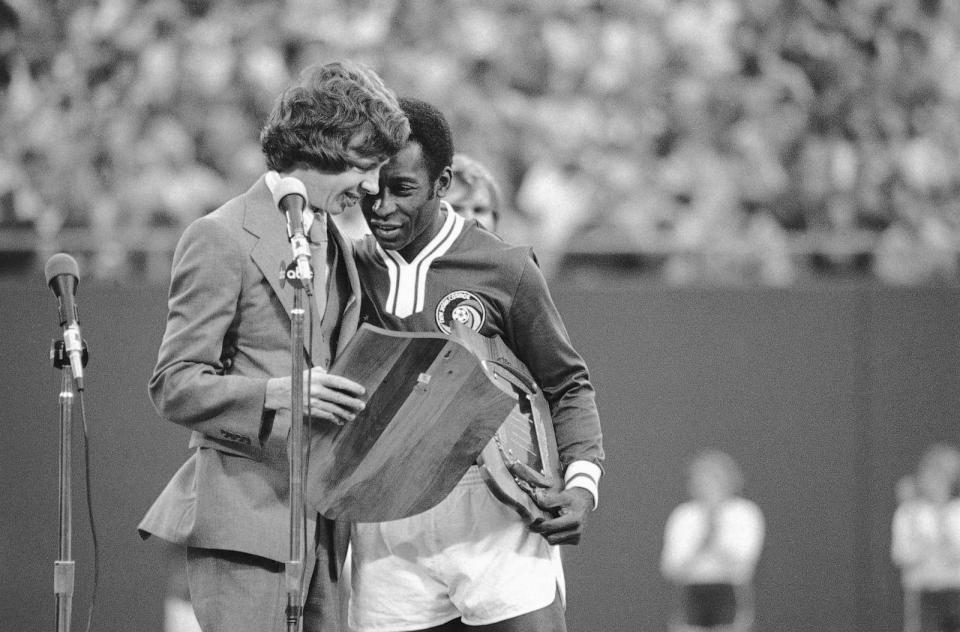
[348,97,605,632]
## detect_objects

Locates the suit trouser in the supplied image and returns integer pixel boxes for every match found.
[186,527,341,632]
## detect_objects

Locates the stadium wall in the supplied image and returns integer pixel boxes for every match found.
[1,281,957,632]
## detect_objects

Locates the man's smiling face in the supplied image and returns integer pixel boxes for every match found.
[360,141,450,260]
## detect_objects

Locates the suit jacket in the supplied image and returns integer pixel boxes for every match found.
[138,175,360,568]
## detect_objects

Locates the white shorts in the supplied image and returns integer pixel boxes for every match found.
[348,466,564,632]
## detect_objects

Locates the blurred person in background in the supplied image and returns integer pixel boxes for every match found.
[661,449,765,632]
[896,473,921,632]
[137,60,409,632]
[349,97,604,632]
[892,443,960,632]
[162,540,202,632]
[446,153,504,233]
[0,0,17,91]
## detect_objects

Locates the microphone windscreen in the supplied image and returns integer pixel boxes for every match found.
[44,253,80,292]
[272,176,309,210]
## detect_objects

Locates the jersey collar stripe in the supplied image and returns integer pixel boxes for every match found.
[407,202,460,266]
[375,204,464,318]
[382,249,400,314]
[413,211,463,313]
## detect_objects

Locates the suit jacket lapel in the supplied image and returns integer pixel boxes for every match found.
[309,231,328,360]
[328,219,361,351]
[244,176,361,360]
[243,176,308,354]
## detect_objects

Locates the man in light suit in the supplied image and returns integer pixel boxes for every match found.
[139,60,410,632]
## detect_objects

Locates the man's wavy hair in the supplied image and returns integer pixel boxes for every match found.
[260,60,410,173]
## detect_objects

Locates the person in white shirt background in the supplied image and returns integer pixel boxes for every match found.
[661,449,765,632]
[892,443,960,632]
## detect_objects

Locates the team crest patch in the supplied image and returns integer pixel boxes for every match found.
[435,290,485,334]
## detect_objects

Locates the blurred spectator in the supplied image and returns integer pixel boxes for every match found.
[516,156,594,278]
[874,215,959,285]
[892,443,960,632]
[661,449,765,632]
[897,473,923,632]
[446,152,504,233]
[0,0,16,90]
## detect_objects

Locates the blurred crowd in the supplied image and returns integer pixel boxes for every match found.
[2,0,960,284]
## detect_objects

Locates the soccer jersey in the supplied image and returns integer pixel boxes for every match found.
[353,205,603,469]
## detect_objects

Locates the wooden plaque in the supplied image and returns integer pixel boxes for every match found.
[305,323,517,521]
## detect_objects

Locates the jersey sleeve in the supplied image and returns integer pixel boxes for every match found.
[504,252,604,472]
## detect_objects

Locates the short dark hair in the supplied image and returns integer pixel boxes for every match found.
[260,60,410,173]
[398,97,454,183]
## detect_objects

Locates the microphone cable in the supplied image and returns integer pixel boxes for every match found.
[300,313,314,604]
[77,390,100,632]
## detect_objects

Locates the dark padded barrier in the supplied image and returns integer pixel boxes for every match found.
[2,280,957,631]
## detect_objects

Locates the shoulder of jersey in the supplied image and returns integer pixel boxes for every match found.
[354,223,534,271]
[459,222,533,265]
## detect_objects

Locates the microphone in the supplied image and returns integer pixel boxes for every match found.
[44,253,86,390]
[272,176,313,292]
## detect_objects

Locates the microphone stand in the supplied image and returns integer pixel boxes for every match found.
[283,262,310,632]
[51,339,87,632]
